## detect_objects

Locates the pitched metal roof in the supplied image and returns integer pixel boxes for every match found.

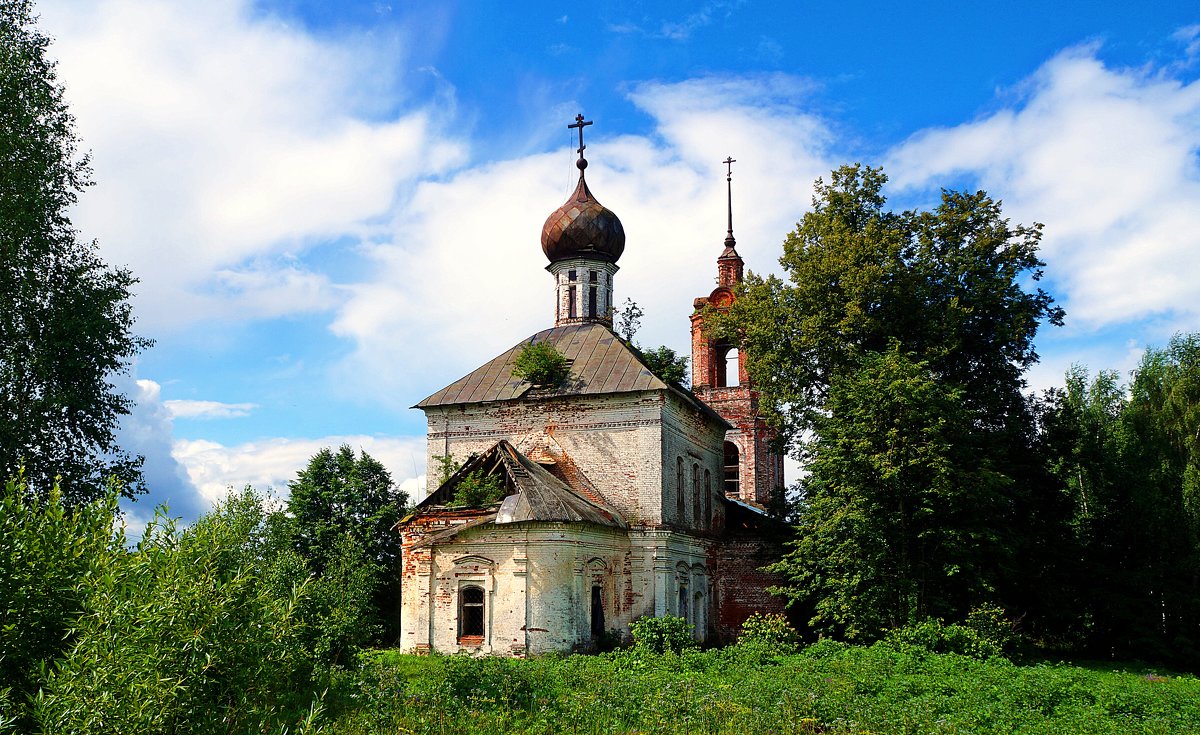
[414,440,625,529]
[414,322,730,428]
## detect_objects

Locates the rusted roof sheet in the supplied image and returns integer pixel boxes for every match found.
[415,322,666,408]
[412,440,625,529]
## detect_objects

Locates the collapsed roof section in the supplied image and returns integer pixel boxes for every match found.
[413,439,625,529]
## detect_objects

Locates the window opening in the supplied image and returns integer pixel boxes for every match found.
[568,285,577,319]
[676,457,685,520]
[459,585,485,640]
[692,463,701,527]
[725,348,740,387]
[588,285,597,318]
[589,270,598,283]
[704,469,712,527]
[723,442,740,496]
[568,270,576,281]
[591,585,605,637]
[678,584,689,621]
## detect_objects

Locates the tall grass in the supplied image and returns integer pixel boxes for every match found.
[324,641,1200,734]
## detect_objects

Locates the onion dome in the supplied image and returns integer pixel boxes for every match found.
[540,171,626,264]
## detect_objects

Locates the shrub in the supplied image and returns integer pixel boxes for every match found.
[630,615,697,654]
[737,612,801,653]
[512,342,570,386]
[883,607,1012,658]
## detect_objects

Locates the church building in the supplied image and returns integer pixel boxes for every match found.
[397,116,789,656]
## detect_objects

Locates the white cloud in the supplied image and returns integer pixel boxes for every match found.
[163,399,259,420]
[40,0,466,332]
[330,74,835,408]
[172,434,427,506]
[888,45,1200,332]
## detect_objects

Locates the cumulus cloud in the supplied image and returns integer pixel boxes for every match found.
[330,74,835,409]
[40,0,466,332]
[888,45,1200,333]
[173,434,428,506]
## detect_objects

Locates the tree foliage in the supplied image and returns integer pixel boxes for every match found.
[639,344,689,387]
[1040,336,1200,664]
[283,445,408,643]
[719,165,1064,639]
[0,0,150,503]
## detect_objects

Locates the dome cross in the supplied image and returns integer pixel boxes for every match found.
[569,114,593,170]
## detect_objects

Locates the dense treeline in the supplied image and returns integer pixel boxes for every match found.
[713,165,1200,666]
[1040,336,1200,662]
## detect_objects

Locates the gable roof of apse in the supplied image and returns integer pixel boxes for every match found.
[413,439,625,531]
[415,322,727,427]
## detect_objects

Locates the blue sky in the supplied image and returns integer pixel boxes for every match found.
[34,0,1200,526]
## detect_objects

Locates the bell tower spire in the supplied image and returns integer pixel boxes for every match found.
[689,156,783,508]
[717,156,744,289]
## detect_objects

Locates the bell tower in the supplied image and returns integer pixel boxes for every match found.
[690,157,784,507]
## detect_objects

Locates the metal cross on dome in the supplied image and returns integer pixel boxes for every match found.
[569,113,593,169]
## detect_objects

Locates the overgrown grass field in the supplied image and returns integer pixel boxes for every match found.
[323,642,1200,735]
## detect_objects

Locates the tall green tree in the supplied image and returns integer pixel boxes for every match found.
[717,165,1065,637]
[284,445,409,641]
[0,0,149,502]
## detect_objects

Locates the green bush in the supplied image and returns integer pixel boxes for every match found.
[884,614,1006,660]
[0,475,122,725]
[511,342,570,386]
[630,615,697,654]
[737,612,801,653]
[32,491,325,734]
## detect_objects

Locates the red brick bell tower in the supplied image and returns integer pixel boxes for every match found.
[690,158,784,508]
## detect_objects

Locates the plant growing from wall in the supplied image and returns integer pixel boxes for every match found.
[512,341,570,386]
[449,469,506,508]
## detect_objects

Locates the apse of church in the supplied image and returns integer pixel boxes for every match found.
[395,116,790,656]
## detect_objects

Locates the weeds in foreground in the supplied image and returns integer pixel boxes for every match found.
[324,642,1200,735]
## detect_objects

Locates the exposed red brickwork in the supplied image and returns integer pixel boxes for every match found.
[691,247,785,507]
[707,502,795,643]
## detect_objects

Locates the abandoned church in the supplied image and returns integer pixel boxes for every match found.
[397,115,790,656]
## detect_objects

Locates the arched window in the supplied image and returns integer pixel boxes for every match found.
[724,348,740,387]
[678,584,689,621]
[692,463,701,527]
[723,441,740,497]
[703,469,711,527]
[714,344,740,387]
[676,457,685,521]
[458,585,485,641]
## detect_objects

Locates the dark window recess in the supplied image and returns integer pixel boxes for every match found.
[704,469,712,527]
[724,442,740,496]
[591,585,605,637]
[568,270,576,281]
[676,457,685,520]
[588,285,597,318]
[692,464,701,526]
[678,586,689,621]
[589,270,598,283]
[459,586,485,639]
[568,285,577,319]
